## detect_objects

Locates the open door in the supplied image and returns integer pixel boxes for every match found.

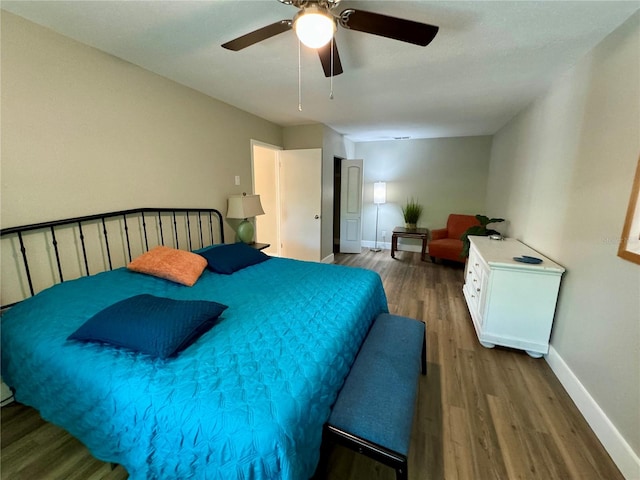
[340,159,364,253]
[253,142,322,262]
[279,149,322,261]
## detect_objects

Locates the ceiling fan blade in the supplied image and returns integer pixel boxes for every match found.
[222,20,292,51]
[317,40,344,77]
[340,9,438,47]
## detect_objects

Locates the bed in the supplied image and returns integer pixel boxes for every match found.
[0,208,388,479]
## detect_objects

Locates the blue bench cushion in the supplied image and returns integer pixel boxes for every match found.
[328,313,425,455]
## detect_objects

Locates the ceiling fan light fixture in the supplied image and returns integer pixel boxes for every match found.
[293,7,336,49]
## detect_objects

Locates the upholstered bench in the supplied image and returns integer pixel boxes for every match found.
[322,313,426,480]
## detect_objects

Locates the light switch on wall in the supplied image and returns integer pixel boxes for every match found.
[234,175,240,186]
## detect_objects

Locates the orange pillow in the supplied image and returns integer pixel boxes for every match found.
[127,246,207,286]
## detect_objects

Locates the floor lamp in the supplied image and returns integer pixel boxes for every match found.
[371,181,386,252]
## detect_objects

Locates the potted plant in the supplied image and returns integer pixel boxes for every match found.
[402,198,423,230]
[460,214,505,257]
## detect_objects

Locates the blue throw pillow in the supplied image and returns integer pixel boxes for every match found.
[198,242,270,274]
[68,294,228,358]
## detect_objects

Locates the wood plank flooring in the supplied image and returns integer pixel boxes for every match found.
[1,249,623,479]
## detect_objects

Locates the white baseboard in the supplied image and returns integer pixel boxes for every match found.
[321,253,335,264]
[361,240,390,250]
[545,346,640,479]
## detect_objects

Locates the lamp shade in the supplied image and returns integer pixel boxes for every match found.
[373,181,387,205]
[226,194,265,219]
[293,7,336,48]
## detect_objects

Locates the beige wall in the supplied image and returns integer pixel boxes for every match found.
[1,12,283,244]
[487,11,640,470]
[355,136,492,246]
[282,124,323,150]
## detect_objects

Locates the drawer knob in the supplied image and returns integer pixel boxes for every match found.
[477,288,481,293]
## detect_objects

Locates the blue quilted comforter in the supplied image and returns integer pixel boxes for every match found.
[1,257,388,479]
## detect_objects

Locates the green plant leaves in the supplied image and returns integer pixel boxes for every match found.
[475,214,505,226]
[402,198,423,224]
[460,215,505,257]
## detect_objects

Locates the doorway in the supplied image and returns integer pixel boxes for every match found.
[252,142,281,256]
[333,156,342,254]
[251,141,322,262]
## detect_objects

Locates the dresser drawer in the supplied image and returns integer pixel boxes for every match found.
[464,245,488,324]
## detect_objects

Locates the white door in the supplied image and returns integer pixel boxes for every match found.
[340,159,363,253]
[279,148,322,261]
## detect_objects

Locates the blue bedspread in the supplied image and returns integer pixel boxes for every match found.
[1,257,388,479]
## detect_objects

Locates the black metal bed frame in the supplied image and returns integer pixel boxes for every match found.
[0,208,224,309]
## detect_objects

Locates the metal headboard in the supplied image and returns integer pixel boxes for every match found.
[0,208,224,309]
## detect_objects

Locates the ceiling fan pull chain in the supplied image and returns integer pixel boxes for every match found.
[298,39,303,111]
[329,36,334,99]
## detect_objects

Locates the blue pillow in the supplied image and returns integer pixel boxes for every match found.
[198,242,270,274]
[68,294,228,358]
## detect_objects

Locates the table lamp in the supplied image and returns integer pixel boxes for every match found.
[226,193,265,244]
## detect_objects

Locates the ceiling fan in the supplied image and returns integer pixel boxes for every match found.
[221,0,439,77]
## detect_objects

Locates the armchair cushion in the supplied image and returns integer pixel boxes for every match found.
[429,214,480,263]
[430,228,448,241]
[446,214,479,241]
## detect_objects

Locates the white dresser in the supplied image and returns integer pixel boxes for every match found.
[462,236,565,358]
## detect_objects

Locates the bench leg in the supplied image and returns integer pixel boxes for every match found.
[396,461,408,480]
[421,324,427,375]
[315,440,331,477]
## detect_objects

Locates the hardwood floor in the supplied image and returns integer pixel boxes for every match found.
[1,250,623,479]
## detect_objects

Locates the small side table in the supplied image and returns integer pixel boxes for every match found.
[250,242,270,251]
[391,227,429,261]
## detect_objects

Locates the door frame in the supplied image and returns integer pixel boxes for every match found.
[251,141,322,261]
[251,140,282,256]
[333,156,343,254]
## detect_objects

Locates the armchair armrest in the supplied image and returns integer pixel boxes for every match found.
[430,228,448,241]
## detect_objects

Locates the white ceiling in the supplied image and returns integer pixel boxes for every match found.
[2,1,638,142]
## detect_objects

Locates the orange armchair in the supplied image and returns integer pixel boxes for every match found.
[429,214,480,263]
